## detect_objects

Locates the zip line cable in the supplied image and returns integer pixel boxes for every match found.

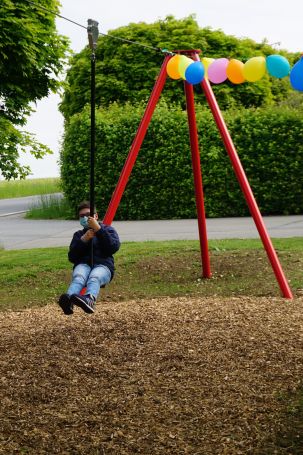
[98,31,163,53]
[23,0,87,30]
[22,0,172,54]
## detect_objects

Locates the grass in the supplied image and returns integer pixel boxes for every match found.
[25,194,74,219]
[0,177,61,199]
[0,177,73,219]
[0,237,302,312]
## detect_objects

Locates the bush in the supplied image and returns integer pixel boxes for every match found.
[60,102,303,219]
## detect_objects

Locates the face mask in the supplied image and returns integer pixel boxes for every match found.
[80,216,89,229]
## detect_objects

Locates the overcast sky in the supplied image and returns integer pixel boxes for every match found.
[20,0,303,178]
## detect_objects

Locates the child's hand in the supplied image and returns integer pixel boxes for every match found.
[88,216,101,232]
[81,229,95,242]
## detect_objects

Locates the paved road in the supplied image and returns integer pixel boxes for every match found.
[0,194,302,250]
[0,194,62,216]
[0,213,302,250]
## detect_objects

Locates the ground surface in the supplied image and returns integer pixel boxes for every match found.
[1,296,303,454]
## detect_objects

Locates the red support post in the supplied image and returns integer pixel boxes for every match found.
[103,55,170,225]
[184,81,211,278]
[200,76,293,299]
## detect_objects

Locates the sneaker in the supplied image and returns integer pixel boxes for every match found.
[58,293,73,315]
[71,294,95,314]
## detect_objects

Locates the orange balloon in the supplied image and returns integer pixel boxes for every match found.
[167,55,182,79]
[226,59,245,84]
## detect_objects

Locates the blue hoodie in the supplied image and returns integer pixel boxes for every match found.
[68,223,120,280]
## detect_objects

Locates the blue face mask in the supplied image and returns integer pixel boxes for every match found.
[80,216,89,229]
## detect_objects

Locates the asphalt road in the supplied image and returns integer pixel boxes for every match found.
[0,193,62,216]
[0,212,302,250]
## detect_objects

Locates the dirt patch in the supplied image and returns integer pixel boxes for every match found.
[113,249,302,299]
[1,296,303,454]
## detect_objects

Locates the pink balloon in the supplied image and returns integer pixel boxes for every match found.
[207,58,229,84]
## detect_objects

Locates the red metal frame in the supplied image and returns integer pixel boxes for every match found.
[199,70,293,298]
[102,50,293,299]
[103,55,170,225]
[184,81,211,278]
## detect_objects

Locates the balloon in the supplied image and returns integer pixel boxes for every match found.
[201,57,214,78]
[185,61,205,84]
[266,55,290,78]
[290,57,303,91]
[166,55,182,79]
[226,59,245,84]
[243,56,266,82]
[207,58,229,84]
[178,55,194,79]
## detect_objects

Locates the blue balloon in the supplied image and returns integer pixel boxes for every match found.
[185,61,205,84]
[266,55,290,78]
[290,57,303,91]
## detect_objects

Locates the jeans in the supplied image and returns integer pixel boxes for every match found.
[67,264,111,299]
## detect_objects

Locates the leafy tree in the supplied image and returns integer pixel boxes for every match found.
[0,118,50,179]
[60,15,296,121]
[0,0,69,179]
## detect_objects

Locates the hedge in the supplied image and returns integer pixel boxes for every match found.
[60,102,303,219]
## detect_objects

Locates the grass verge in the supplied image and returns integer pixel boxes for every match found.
[25,194,74,219]
[0,177,61,199]
[0,237,302,312]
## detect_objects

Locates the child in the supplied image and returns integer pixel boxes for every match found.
[58,201,120,315]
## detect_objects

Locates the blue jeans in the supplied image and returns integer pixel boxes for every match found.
[67,264,111,299]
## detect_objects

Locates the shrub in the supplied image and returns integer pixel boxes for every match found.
[60,102,303,219]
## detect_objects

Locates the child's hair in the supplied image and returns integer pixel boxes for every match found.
[77,200,97,214]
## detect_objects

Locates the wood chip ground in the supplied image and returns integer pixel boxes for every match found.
[1,296,303,454]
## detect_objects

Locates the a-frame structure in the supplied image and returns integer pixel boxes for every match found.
[102,49,293,299]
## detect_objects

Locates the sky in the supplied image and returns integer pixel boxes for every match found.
[19,0,303,178]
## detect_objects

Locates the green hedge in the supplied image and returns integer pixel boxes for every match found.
[60,102,303,219]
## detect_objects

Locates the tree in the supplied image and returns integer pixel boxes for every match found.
[60,15,295,122]
[0,0,69,179]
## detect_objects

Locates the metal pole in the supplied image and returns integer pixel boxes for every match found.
[200,76,293,299]
[87,19,99,268]
[184,81,211,278]
[103,55,170,225]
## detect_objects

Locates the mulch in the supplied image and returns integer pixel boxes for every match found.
[1,296,303,454]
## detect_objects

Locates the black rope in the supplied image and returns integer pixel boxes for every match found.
[22,0,172,54]
[90,51,96,266]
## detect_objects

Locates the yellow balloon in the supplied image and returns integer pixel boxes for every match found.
[226,59,245,84]
[243,56,266,82]
[178,55,193,80]
[167,55,182,80]
[201,57,214,78]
